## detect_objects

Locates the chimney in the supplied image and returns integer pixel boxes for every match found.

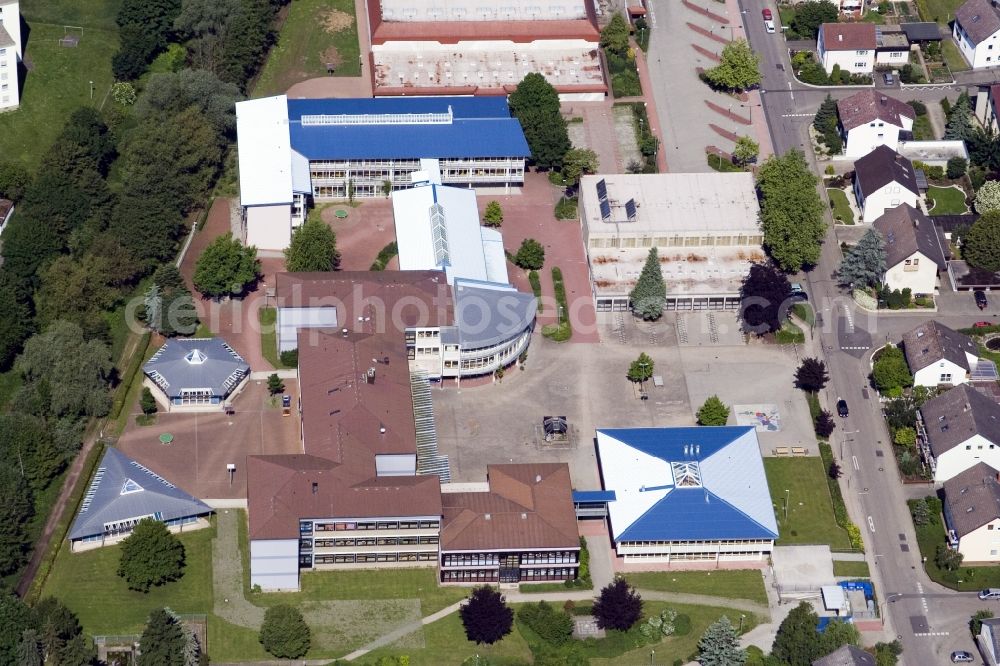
[485,513,491,520]
[535,474,542,483]
[880,95,887,104]
[342,328,348,337]
[312,482,318,494]
[838,33,843,41]
[379,423,386,434]
[367,367,376,384]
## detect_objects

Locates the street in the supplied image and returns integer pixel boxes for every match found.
[641,3,1000,663]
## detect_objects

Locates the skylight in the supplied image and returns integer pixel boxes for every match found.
[120,478,144,495]
[185,349,207,364]
[670,461,703,488]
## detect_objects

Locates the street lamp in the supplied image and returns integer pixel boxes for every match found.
[739,614,746,633]
[650,649,655,665]
[784,489,790,520]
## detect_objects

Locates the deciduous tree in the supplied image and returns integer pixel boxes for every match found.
[698,616,746,666]
[117,518,186,592]
[965,210,1000,271]
[815,410,835,438]
[561,148,599,186]
[757,150,826,270]
[514,238,545,270]
[518,110,572,170]
[592,578,643,631]
[733,136,760,165]
[0,469,32,577]
[627,352,655,383]
[138,609,186,666]
[460,587,514,645]
[194,233,260,298]
[705,39,761,92]
[795,357,830,392]
[697,395,730,425]
[976,181,1000,214]
[483,201,504,228]
[260,605,311,658]
[285,217,340,272]
[600,13,631,54]
[791,0,838,38]
[135,69,242,137]
[508,72,561,117]
[739,262,792,335]
[630,247,667,320]
[836,228,886,289]
[872,345,913,393]
[0,271,33,371]
[141,388,159,416]
[773,602,860,664]
[0,161,29,200]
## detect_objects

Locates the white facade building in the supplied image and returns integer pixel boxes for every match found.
[838,90,915,158]
[943,463,1000,563]
[0,0,21,111]
[853,146,921,222]
[902,321,981,388]
[920,384,1000,484]
[817,22,876,73]
[954,0,1000,69]
[872,204,946,295]
[980,618,1000,666]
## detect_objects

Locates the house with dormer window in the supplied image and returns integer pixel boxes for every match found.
[954,0,1000,69]
[943,462,1000,562]
[853,145,921,222]
[919,384,1000,484]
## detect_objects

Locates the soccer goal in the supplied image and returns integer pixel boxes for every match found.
[59,25,83,48]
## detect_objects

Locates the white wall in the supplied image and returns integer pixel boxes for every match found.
[883,250,938,295]
[379,0,588,21]
[819,44,874,74]
[246,204,292,252]
[958,518,1000,562]
[913,358,970,388]
[954,20,1000,69]
[982,623,1000,666]
[857,181,919,222]
[0,37,17,111]
[276,306,338,352]
[250,539,301,590]
[0,1,20,58]
[876,48,909,65]
[935,434,1000,484]
[845,117,912,158]
[375,453,417,476]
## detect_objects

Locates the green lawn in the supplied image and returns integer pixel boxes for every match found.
[775,319,805,344]
[41,524,215,635]
[624,570,768,605]
[207,615,271,663]
[258,307,291,370]
[707,153,745,173]
[915,0,965,23]
[926,185,969,215]
[21,0,121,30]
[942,39,970,71]
[792,302,815,327]
[0,22,118,169]
[910,496,1000,590]
[256,568,468,616]
[833,560,871,578]
[254,0,361,96]
[764,457,852,549]
[827,189,855,225]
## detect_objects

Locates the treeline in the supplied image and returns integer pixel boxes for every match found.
[0,594,94,665]
[113,0,289,89]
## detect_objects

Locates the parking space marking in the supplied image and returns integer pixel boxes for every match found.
[852,455,859,471]
[867,516,875,533]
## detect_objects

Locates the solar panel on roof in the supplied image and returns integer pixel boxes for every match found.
[599,199,612,221]
[596,178,608,203]
[625,198,637,222]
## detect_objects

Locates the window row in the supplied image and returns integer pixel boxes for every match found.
[312,552,437,565]
[312,520,440,531]
[442,570,499,582]
[310,535,439,548]
[589,234,764,249]
[521,568,576,580]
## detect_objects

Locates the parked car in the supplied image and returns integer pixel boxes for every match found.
[951,651,975,663]
[883,71,894,85]
[789,283,808,301]
[979,588,1000,599]
[976,290,989,310]
[764,19,775,32]
[837,398,849,418]
[762,7,773,19]
[974,321,994,328]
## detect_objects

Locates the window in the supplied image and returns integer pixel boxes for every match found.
[990,525,995,530]
[940,374,952,382]
[855,62,867,68]
[967,445,973,450]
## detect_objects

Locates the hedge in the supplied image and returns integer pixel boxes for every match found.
[819,442,864,551]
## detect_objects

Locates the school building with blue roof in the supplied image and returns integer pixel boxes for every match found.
[236,94,530,250]
[595,426,779,564]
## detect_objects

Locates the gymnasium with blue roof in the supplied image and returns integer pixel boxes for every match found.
[595,426,779,564]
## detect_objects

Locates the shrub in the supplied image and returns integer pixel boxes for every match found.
[947,156,968,179]
[279,349,298,367]
[593,578,643,631]
[908,100,928,116]
[517,601,573,646]
[370,241,399,271]
[554,196,578,220]
[140,387,158,416]
[514,239,545,270]
[815,410,835,438]
[259,605,311,658]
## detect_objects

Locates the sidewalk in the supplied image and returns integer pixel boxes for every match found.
[632,45,670,172]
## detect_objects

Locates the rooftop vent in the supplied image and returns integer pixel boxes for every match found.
[185,349,207,365]
[484,513,491,520]
[342,328,349,336]
[367,367,376,384]
[379,424,386,434]
[521,512,527,519]
[535,474,542,483]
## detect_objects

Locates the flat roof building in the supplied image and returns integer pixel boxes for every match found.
[596,426,778,564]
[236,95,530,250]
[578,173,763,312]
[366,0,605,99]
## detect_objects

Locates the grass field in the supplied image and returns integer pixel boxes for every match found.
[910,496,1000,590]
[764,457,852,549]
[926,185,969,215]
[254,0,361,96]
[827,188,855,224]
[258,307,293,370]
[912,114,935,140]
[942,39,970,72]
[0,21,118,169]
[624,570,768,605]
[915,0,965,23]
[21,0,121,30]
[833,560,871,578]
[42,524,215,635]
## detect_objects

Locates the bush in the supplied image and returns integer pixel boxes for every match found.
[279,349,298,367]
[369,241,398,271]
[815,410,835,438]
[947,156,968,179]
[514,239,545,270]
[908,100,928,116]
[554,196,578,220]
[140,387,158,416]
[517,601,573,646]
[260,605,311,658]
[528,270,543,312]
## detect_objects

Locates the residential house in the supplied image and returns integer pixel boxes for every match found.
[872,204,946,294]
[838,89,915,158]
[854,145,921,222]
[943,462,1000,562]
[0,0,20,110]
[812,645,876,666]
[817,22,876,74]
[919,383,1000,483]
[954,0,1000,69]
[439,463,580,584]
[595,426,778,564]
[977,83,1000,131]
[902,320,981,387]
[980,617,1000,666]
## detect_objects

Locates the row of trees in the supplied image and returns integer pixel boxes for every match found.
[0,595,94,665]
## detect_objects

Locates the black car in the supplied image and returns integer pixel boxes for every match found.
[976,290,989,310]
[837,399,849,418]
